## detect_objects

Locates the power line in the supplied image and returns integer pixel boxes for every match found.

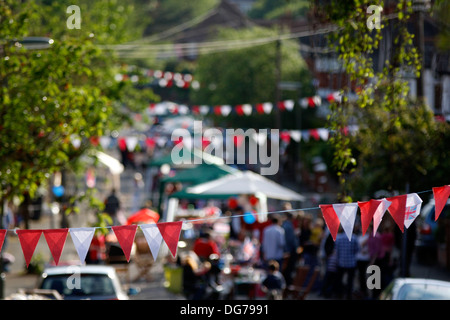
[104,12,401,59]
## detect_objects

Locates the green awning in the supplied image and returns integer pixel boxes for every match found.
[161,162,238,185]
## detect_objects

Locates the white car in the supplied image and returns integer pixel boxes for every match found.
[38,265,130,300]
[380,278,450,300]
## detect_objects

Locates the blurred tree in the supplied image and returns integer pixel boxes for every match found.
[190,26,315,129]
[143,0,219,36]
[0,0,158,219]
[314,0,449,199]
[248,0,310,20]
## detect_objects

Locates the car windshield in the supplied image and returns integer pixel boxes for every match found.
[398,283,450,300]
[41,274,116,297]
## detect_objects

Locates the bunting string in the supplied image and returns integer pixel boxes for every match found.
[1,185,449,267]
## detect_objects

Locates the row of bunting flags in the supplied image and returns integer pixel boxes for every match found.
[0,185,449,267]
[84,125,358,153]
[147,92,341,118]
[116,66,343,111]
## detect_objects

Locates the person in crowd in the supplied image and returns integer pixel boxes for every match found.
[368,225,384,299]
[319,229,338,298]
[262,214,285,269]
[229,206,243,241]
[87,232,107,264]
[335,227,359,299]
[299,214,321,269]
[104,189,121,225]
[181,251,211,300]
[310,217,324,247]
[193,230,221,261]
[355,223,370,298]
[261,260,286,300]
[281,204,299,286]
[380,220,397,291]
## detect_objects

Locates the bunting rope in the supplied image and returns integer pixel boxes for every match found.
[1,185,449,267]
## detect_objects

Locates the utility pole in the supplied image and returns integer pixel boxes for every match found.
[414,0,430,100]
[274,38,282,130]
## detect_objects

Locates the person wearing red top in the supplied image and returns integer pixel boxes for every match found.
[193,231,220,261]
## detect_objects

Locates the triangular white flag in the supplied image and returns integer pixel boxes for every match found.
[140,224,163,260]
[221,105,232,116]
[125,136,139,151]
[404,193,423,229]
[199,105,210,115]
[99,136,111,149]
[69,227,96,264]
[289,130,301,142]
[178,104,189,115]
[332,203,358,240]
[262,102,273,114]
[242,104,252,115]
[300,98,308,108]
[284,100,295,111]
[373,198,391,235]
[317,128,329,141]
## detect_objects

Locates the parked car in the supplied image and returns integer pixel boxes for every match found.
[415,199,450,264]
[380,278,450,300]
[37,265,132,300]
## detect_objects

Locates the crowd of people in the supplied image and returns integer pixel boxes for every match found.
[175,201,402,300]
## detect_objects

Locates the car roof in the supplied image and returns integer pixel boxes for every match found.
[395,278,450,287]
[42,265,117,276]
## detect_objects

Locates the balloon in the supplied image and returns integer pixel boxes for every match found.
[228,198,238,209]
[249,195,259,206]
[52,185,65,198]
[243,212,256,224]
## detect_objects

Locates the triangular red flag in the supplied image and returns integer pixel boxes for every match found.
[387,194,407,233]
[256,103,264,114]
[192,105,200,114]
[16,229,42,267]
[235,105,244,116]
[0,230,6,253]
[43,229,68,266]
[309,129,320,141]
[319,205,340,241]
[112,225,138,262]
[358,199,381,235]
[157,221,183,257]
[433,185,450,221]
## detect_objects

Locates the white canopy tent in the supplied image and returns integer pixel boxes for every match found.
[165,170,305,222]
[186,170,305,202]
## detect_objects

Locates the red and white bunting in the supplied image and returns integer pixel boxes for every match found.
[69,227,96,264]
[433,185,450,221]
[157,221,183,258]
[2,185,448,266]
[43,229,68,266]
[386,195,408,233]
[319,204,340,241]
[112,225,138,262]
[16,229,42,268]
[0,230,6,253]
[140,223,163,260]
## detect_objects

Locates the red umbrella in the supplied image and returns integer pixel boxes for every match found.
[126,208,160,225]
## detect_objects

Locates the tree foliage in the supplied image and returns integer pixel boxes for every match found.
[315,0,449,199]
[0,0,157,203]
[190,26,314,129]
